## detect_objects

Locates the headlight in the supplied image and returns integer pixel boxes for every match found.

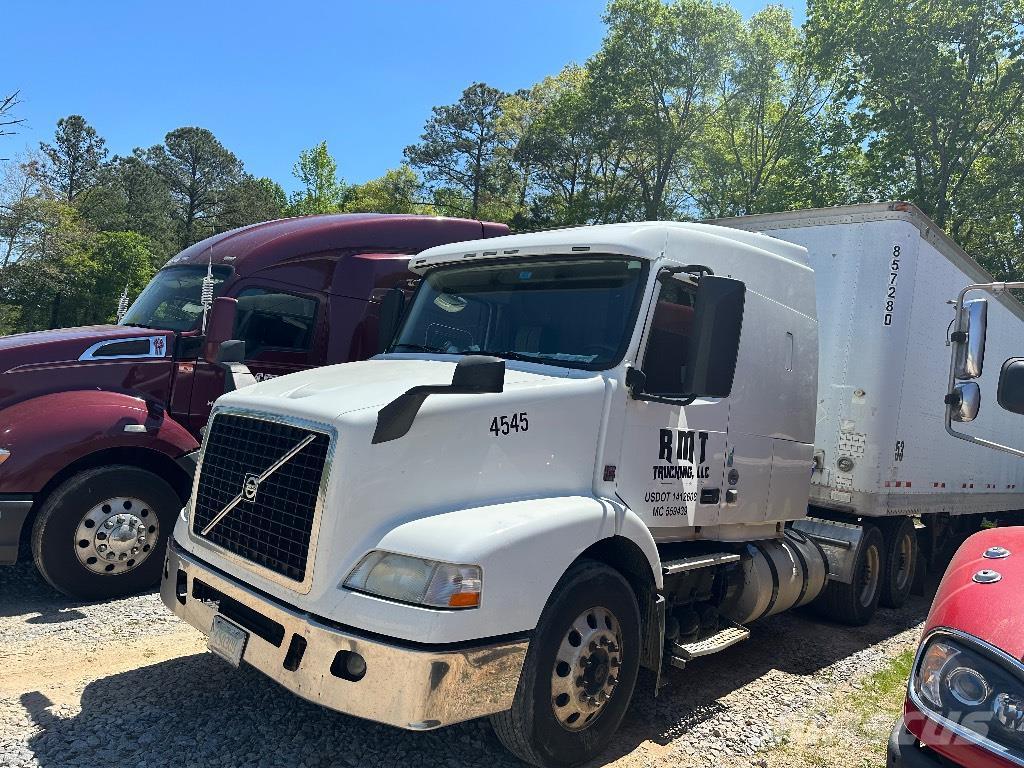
[343,551,482,609]
[912,632,1024,755]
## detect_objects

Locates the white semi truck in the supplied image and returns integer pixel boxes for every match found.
[161,202,1024,767]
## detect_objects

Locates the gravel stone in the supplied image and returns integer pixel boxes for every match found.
[0,558,926,768]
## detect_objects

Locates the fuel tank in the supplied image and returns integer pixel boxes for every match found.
[725,528,829,624]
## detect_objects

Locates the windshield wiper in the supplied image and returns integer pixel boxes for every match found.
[120,322,152,329]
[390,343,447,353]
[464,349,549,364]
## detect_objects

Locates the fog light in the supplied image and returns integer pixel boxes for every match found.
[995,693,1024,732]
[331,650,366,682]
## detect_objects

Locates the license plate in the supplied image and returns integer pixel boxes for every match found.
[208,615,248,668]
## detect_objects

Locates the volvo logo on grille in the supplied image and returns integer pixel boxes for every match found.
[242,474,260,502]
[200,432,318,537]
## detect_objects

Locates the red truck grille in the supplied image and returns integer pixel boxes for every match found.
[192,412,331,584]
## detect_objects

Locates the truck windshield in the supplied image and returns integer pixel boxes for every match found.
[391,256,647,370]
[121,265,231,332]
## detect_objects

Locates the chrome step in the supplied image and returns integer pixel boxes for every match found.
[668,622,750,669]
[662,552,740,575]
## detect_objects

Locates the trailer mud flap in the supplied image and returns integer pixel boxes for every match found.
[791,517,864,584]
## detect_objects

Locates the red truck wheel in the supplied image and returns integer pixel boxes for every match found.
[31,465,180,600]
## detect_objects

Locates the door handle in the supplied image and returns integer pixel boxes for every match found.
[699,488,720,505]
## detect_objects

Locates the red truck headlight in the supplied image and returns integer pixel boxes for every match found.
[911,630,1024,757]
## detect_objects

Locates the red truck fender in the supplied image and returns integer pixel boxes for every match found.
[0,390,200,496]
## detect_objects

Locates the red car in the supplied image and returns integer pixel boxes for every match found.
[889,526,1024,767]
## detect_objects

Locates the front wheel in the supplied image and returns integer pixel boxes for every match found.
[31,465,180,600]
[491,559,641,768]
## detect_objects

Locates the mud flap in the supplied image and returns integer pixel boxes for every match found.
[640,592,667,693]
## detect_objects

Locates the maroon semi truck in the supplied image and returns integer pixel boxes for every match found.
[0,213,508,599]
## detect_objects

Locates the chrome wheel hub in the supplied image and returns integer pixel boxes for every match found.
[551,607,622,731]
[75,497,158,576]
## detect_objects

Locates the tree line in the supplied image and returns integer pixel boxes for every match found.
[3,0,1023,334]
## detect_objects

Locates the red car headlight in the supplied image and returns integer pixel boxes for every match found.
[911,630,1024,758]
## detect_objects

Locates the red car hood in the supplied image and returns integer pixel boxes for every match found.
[0,325,174,374]
[926,527,1024,661]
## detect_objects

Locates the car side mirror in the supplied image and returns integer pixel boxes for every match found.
[681,275,746,398]
[947,381,981,422]
[997,358,1024,414]
[377,287,406,353]
[954,298,988,379]
[203,297,239,363]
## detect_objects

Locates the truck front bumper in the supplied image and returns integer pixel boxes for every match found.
[0,495,33,565]
[162,539,529,730]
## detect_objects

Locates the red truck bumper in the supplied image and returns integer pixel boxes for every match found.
[889,700,1020,768]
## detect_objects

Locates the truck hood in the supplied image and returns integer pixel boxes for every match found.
[216,355,581,420]
[926,527,1024,661]
[0,325,174,374]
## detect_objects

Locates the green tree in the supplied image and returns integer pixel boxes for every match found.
[346,165,425,214]
[287,141,348,215]
[806,0,1024,237]
[404,82,508,219]
[222,175,287,229]
[589,0,741,220]
[89,231,155,323]
[84,152,175,264]
[689,6,840,217]
[0,199,93,330]
[37,115,108,203]
[147,127,242,248]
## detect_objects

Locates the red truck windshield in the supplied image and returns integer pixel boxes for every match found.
[121,265,231,332]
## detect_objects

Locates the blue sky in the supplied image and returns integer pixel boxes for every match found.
[6,0,804,192]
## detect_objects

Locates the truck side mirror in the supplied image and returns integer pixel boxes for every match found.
[215,340,257,393]
[997,358,1024,414]
[681,276,746,398]
[377,287,406,353]
[954,298,988,379]
[203,297,239,363]
[947,381,981,422]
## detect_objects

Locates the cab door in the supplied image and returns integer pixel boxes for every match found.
[188,283,323,429]
[616,271,729,537]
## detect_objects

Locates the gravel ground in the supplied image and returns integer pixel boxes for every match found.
[0,558,928,768]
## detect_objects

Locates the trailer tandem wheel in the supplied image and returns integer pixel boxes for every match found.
[811,524,883,626]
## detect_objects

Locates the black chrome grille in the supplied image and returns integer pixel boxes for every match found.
[192,413,330,583]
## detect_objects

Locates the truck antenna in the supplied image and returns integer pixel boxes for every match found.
[115,283,130,324]
[200,249,215,333]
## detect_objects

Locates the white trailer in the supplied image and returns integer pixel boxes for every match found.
[160,204,1024,768]
[716,203,1024,603]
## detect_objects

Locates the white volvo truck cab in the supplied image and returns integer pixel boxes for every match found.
[162,222,865,767]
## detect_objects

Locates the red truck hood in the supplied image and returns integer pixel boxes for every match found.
[0,325,174,374]
[925,527,1024,661]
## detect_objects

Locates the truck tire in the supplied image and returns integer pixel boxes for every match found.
[878,517,918,609]
[31,465,180,600]
[812,524,883,626]
[491,559,641,768]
